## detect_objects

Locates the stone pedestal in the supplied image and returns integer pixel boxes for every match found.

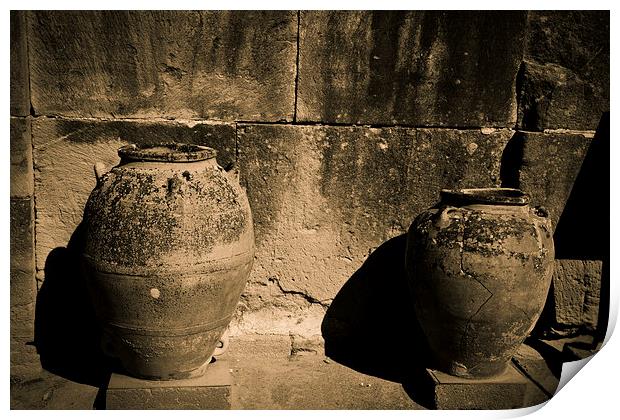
[105,360,232,409]
[425,364,529,409]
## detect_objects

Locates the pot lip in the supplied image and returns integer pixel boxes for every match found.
[440,188,529,206]
[118,143,217,162]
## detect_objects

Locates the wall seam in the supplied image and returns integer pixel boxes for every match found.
[292,11,301,123]
[23,11,40,291]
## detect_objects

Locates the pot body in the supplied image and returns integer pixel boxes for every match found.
[405,188,553,379]
[82,144,254,380]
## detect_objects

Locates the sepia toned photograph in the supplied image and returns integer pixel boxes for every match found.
[9,8,609,410]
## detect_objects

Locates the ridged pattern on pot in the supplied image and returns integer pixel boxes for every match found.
[83,157,254,380]
[406,204,554,378]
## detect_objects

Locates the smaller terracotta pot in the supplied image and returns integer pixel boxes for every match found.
[405,188,554,378]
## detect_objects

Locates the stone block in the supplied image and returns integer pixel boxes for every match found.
[514,131,592,229]
[10,198,36,307]
[237,124,510,321]
[11,11,30,116]
[28,11,297,121]
[552,259,602,332]
[517,60,608,131]
[519,11,609,130]
[298,11,526,126]
[32,117,235,275]
[10,337,40,379]
[11,303,35,339]
[11,117,33,198]
[106,360,231,409]
[426,365,528,409]
[512,344,558,407]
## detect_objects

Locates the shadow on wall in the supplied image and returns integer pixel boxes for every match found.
[321,234,436,408]
[34,221,113,389]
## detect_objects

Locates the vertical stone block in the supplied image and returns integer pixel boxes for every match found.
[552,259,602,333]
[11,117,33,198]
[32,118,236,276]
[10,198,36,308]
[10,196,39,378]
[28,11,297,120]
[298,11,526,126]
[515,131,592,229]
[518,11,609,130]
[238,124,511,313]
[11,11,30,116]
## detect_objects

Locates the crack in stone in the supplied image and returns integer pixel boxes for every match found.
[269,277,330,309]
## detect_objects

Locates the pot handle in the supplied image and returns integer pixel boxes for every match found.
[434,205,458,228]
[94,162,107,183]
[224,161,240,184]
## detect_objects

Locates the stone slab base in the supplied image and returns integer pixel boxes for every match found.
[105,360,231,409]
[426,364,528,409]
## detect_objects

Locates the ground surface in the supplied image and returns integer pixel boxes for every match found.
[11,333,592,410]
[10,334,421,410]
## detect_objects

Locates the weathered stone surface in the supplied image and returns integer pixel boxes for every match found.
[11,11,30,116]
[11,198,36,308]
[519,11,609,130]
[517,60,609,131]
[11,303,35,339]
[32,118,235,274]
[552,259,602,332]
[10,337,40,380]
[512,131,592,229]
[106,360,231,409]
[11,117,33,198]
[237,124,511,332]
[427,365,528,409]
[298,11,526,126]
[28,11,297,121]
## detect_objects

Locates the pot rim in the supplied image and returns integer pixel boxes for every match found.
[440,188,529,206]
[118,143,217,162]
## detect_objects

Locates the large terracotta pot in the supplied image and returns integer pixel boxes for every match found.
[82,143,254,380]
[405,188,554,379]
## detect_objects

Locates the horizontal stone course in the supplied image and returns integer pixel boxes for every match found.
[237,124,511,313]
[28,11,297,121]
[297,11,526,127]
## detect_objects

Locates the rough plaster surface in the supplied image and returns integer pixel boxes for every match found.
[298,11,526,126]
[552,259,602,333]
[28,11,297,121]
[32,118,236,278]
[235,124,511,334]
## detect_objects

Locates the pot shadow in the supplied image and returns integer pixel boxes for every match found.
[34,221,115,394]
[321,234,436,408]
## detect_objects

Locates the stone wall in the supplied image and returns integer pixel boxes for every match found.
[10,11,609,379]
